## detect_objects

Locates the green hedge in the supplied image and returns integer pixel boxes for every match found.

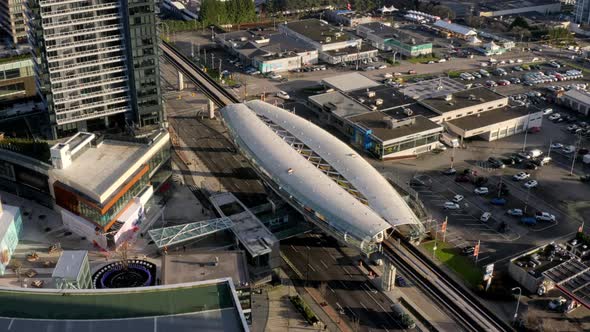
[0,138,50,163]
[289,295,319,325]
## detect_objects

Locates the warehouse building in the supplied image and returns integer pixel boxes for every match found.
[478,0,561,17]
[279,19,377,64]
[216,30,318,73]
[356,22,432,57]
[324,10,375,27]
[432,20,477,39]
[559,89,590,116]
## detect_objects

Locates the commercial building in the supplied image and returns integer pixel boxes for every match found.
[509,239,590,310]
[419,87,543,142]
[161,0,198,20]
[478,0,562,17]
[279,19,376,64]
[162,251,251,323]
[432,20,477,39]
[0,199,22,275]
[0,56,35,103]
[445,106,543,141]
[216,30,318,73]
[0,148,53,208]
[356,22,432,57]
[50,130,170,249]
[27,0,164,138]
[308,86,443,159]
[221,100,423,254]
[321,72,380,92]
[559,89,590,115]
[0,0,28,45]
[52,250,93,289]
[0,278,250,331]
[575,0,590,24]
[324,10,375,27]
[419,87,509,123]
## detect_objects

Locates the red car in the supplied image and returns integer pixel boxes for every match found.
[528,127,541,134]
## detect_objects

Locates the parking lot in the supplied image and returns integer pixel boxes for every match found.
[375,111,590,268]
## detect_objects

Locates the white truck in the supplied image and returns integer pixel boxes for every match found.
[440,133,459,148]
[583,154,590,164]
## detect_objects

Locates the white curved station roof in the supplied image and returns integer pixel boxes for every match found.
[220,100,420,240]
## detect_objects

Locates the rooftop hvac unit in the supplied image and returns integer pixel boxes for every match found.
[367,91,376,98]
[444,94,453,101]
[375,98,384,106]
[385,117,396,129]
[325,36,332,42]
[371,105,378,110]
[335,32,342,37]
[404,108,413,116]
[468,94,476,100]
[240,37,247,41]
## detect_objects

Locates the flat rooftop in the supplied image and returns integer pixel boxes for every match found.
[282,19,355,44]
[52,250,87,280]
[323,43,376,56]
[162,251,249,287]
[419,87,506,114]
[348,85,416,112]
[322,72,380,92]
[563,89,590,105]
[447,106,532,131]
[308,91,370,118]
[349,114,441,142]
[51,131,169,203]
[479,0,559,11]
[399,77,466,100]
[360,22,429,45]
[383,102,440,120]
[209,193,277,258]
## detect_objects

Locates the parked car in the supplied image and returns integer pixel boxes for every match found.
[524,180,538,189]
[536,212,556,221]
[488,157,505,168]
[268,73,282,80]
[474,187,489,195]
[480,212,492,222]
[461,246,475,255]
[507,208,524,216]
[513,172,530,181]
[563,145,576,154]
[550,142,563,149]
[548,113,561,121]
[453,194,464,203]
[490,197,507,206]
[443,167,457,175]
[548,297,566,311]
[444,202,460,209]
[391,304,416,329]
[521,217,537,225]
[276,90,290,99]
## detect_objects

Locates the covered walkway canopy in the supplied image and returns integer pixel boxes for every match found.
[148,217,233,249]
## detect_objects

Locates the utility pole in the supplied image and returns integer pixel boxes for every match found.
[450,145,456,169]
[219,59,222,79]
[190,42,194,58]
[204,49,207,66]
[522,110,531,152]
[570,133,582,176]
[211,54,215,71]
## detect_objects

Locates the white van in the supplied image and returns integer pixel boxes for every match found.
[440,133,460,148]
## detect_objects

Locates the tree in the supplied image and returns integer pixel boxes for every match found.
[431,5,455,20]
[510,16,530,30]
[465,15,483,28]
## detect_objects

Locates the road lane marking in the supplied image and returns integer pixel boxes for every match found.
[308,263,316,272]
[360,302,368,310]
[320,260,329,268]
[290,245,298,253]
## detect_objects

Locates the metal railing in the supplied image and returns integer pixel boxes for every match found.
[55,96,129,113]
[44,13,120,28]
[48,45,124,63]
[46,35,123,51]
[56,105,129,125]
[50,65,126,83]
[51,75,127,93]
[40,2,118,17]
[54,86,128,105]
[50,55,125,73]
[45,24,122,40]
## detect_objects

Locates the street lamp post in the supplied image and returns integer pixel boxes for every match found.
[523,187,531,213]
[392,51,398,64]
[570,133,582,176]
[511,287,522,325]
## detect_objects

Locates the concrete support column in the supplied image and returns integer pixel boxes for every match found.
[208,99,215,119]
[178,71,184,91]
[381,262,396,291]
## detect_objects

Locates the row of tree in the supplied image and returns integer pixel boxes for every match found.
[199,0,256,26]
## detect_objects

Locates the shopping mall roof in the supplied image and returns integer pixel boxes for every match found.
[383,102,439,120]
[322,43,377,57]
[282,19,355,44]
[322,72,380,92]
[359,22,398,39]
[398,77,466,100]
[348,85,415,112]
[51,131,169,203]
[0,279,249,332]
[419,87,506,114]
[220,101,421,243]
[350,114,442,142]
[446,106,532,132]
[308,91,370,118]
[162,251,249,287]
